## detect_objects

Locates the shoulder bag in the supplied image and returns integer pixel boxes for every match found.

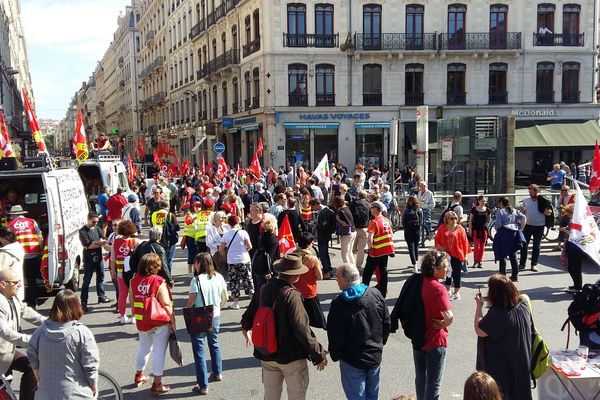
[142,275,171,324]
[219,229,239,259]
[182,276,215,334]
[522,294,549,387]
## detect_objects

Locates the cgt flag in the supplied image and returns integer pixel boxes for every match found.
[0,110,15,159]
[216,157,228,178]
[278,214,296,255]
[249,151,262,178]
[313,153,331,189]
[73,109,89,163]
[569,181,600,266]
[590,140,600,193]
[22,89,48,154]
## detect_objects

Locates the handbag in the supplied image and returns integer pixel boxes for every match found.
[142,276,171,324]
[522,294,549,387]
[182,276,215,334]
[168,332,183,366]
[219,229,239,259]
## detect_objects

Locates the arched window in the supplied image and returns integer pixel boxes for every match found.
[252,68,260,108]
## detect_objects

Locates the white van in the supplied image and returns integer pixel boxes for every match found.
[0,163,88,292]
[78,153,132,212]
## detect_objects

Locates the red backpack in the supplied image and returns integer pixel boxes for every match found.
[252,285,294,355]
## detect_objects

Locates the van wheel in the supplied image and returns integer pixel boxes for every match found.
[65,262,81,292]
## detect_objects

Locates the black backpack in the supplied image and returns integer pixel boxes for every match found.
[390,273,425,350]
[404,208,422,230]
[437,203,458,228]
[251,247,273,277]
[563,283,600,334]
[350,199,370,228]
[161,213,179,247]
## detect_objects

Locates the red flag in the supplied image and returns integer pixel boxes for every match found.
[201,153,206,175]
[236,163,241,177]
[206,161,213,177]
[0,111,15,158]
[216,157,228,178]
[153,149,163,169]
[168,144,176,158]
[278,214,296,255]
[257,137,264,158]
[182,160,190,174]
[249,151,262,178]
[73,110,89,163]
[590,140,600,193]
[22,89,47,154]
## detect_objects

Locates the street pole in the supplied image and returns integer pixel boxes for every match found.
[389,118,399,197]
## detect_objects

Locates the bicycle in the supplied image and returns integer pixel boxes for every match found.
[0,370,122,400]
[388,199,402,231]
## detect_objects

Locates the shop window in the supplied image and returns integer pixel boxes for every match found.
[288,63,308,106]
[488,63,507,104]
[447,63,466,105]
[362,64,382,106]
[536,62,554,103]
[562,62,580,103]
[356,128,383,167]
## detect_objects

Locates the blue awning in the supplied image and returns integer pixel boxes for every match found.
[241,124,260,131]
[355,122,390,129]
[284,122,340,129]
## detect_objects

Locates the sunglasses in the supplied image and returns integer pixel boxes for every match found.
[449,217,457,220]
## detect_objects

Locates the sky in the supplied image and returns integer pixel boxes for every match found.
[21,0,128,120]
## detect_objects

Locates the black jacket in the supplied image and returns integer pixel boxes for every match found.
[349,199,371,229]
[127,240,172,286]
[241,278,326,365]
[327,286,390,369]
[315,206,336,242]
[277,209,307,241]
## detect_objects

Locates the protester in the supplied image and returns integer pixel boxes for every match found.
[327,263,390,400]
[416,182,435,241]
[252,219,280,290]
[547,163,566,190]
[350,191,371,271]
[131,253,174,395]
[110,220,139,324]
[121,193,142,234]
[246,203,264,260]
[206,210,230,276]
[468,196,491,269]
[561,204,585,292]
[241,253,328,400]
[106,187,128,231]
[220,215,253,310]
[144,187,163,225]
[363,201,395,298]
[0,268,46,400]
[0,226,25,301]
[412,251,453,400]
[492,197,526,282]
[187,253,228,395]
[128,226,173,287]
[277,197,307,242]
[463,372,502,400]
[183,201,201,275]
[293,232,326,329]
[78,212,111,312]
[334,196,356,265]
[435,211,471,301]
[309,198,336,279]
[474,274,532,400]
[402,196,423,273]
[27,289,99,400]
[519,184,553,272]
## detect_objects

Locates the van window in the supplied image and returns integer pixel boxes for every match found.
[118,172,128,188]
[24,193,39,204]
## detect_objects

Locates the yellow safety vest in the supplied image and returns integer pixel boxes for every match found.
[195,211,211,241]
[151,210,169,228]
[183,211,197,238]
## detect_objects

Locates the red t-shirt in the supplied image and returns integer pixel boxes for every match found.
[422,276,451,351]
[106,194,128,221]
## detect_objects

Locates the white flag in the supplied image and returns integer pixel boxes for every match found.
[569,181,600,266]
[313,154,330,189]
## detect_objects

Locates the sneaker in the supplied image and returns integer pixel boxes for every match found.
[193,385,208,395]
[518,264,526,270]
[229,302,240,310]
[510,276,519,282]
[531,264,538,272]
[450,293,461,301]
[128,315,136,324]
[119,315,131,324]
[82,304,89,313]
[98,297,112,304]
[208,373,223,382]
[448,292,456,300]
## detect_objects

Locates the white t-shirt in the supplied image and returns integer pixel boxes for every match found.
[189,274,227,317]
[221,228,251,265]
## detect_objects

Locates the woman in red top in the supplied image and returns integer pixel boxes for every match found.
[435,211,471,300]
[110,220,139,324]
[293,232,326,329]
[130,253,174,395]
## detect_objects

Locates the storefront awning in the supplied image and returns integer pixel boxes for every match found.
[228,128,239,133]
[284,122,340,129]
[241,123,260,131]
[515,120,600,148]
[355,122,390,129]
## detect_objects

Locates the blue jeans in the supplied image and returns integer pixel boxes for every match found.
[339,360,380,400]
[165,244,176,273]
[80,259,106,305]
[190,316,222,389]
[317,240,332,273]
[422,209,432,238]
[413,346,447,400]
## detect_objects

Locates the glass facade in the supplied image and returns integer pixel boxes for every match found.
[356,128,384,167]
[285,128,338,169]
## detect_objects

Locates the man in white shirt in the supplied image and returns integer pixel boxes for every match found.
[417,182,435,241]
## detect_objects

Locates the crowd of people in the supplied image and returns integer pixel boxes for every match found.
[0,158,591,400]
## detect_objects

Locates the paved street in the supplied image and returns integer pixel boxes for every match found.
[24,233,598,400]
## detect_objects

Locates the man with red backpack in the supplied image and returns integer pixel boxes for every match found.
[241,253,328,399]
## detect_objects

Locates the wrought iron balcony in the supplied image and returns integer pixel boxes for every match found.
[355,33,437,51]
[447,92,466,105]
[244,98,251,110]
[533,33,584,47]
[405,92,424,106]
[145,30,155,44]
[243,36,261,57]
[288,94,308,107]
[206,0,239,28]
[204,49,240,76]
[438,32,521,50]
[190,20,206,40]
[232,102,239,114]
[536,91,555,103]
[138,56,165,80]
[363,93,382,106]
[283,33,339,48]
[562,91,580,103]
[316,94,335,106]
[252,96,260,109]
[488,91,508,104]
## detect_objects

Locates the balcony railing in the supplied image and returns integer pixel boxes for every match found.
[289,94,308,107]
[283,33,339,48]
[145,30,155,44]
[438,32,522,50]
[488,91,508,104]
[190,20,206,40]
[316,93,335,106]
[244,98,251,110]
[355,33,437,51]
[138,56,165,80]
[447,92,466,105]
[405,92,424,106]
[536,91,555,103]
[203,49,240,76]
[533,33,584,47]
[363,93,382,106]
[252,96,260,109]
[205,0,239,29]
[562,91,580,103]
[243,37,261,57]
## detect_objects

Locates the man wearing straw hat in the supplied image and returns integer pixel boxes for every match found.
[241,253,328,400]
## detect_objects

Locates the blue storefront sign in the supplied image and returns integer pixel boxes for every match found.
[234,117,257,126]
[283,122,340,129]
[299,113,370,120]
[221,117,233,129]
[355,122,390,129]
